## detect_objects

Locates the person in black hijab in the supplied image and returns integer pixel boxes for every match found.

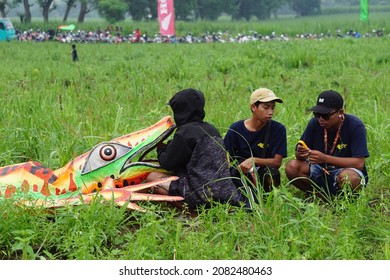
[146,88,246,210]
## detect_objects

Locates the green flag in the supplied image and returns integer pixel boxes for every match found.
[360,0,369,22]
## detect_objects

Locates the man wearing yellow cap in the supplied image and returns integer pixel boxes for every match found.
[224,88,287,193]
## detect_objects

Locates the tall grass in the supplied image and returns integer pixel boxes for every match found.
[0,16,389,260]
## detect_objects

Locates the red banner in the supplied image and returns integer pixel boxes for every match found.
[157,0,175,36]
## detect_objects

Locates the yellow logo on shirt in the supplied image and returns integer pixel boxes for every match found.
[258,143,264,149]
[337,144,347,150]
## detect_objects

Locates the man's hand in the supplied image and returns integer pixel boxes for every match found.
[156,141,167,152]
[239,158,255,173]
[306,150,328,165]
[296,140,311,160]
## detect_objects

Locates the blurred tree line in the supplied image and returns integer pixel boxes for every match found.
[0,0,383,24]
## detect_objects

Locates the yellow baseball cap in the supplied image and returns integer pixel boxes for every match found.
[250,88,283,105]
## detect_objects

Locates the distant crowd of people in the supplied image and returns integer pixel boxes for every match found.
[14,26,389,44]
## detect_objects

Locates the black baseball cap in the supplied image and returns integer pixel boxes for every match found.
[310,90,344,114]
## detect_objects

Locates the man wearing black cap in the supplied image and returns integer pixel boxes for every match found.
[285,90,369,198]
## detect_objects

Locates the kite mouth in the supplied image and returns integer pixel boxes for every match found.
[80,117,176,176]
[120,124,175,173]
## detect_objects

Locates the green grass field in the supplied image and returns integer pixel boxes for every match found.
[0,14,389,260]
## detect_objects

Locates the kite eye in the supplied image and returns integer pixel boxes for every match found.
[100,145,117,161]
[82,142,132,174]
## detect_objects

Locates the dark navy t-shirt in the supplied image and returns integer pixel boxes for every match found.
[224,120,287,163]
[300,114,369,179]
